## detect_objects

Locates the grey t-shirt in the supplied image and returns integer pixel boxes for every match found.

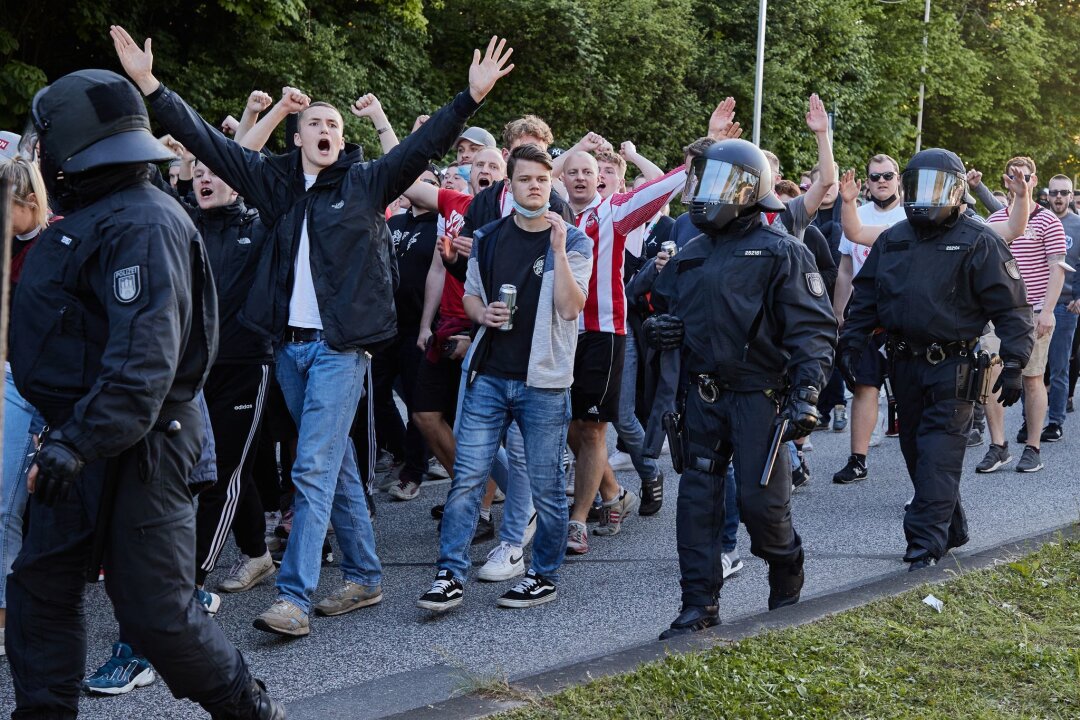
[1057,211,1080,303]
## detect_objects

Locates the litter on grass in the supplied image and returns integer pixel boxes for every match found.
[922,594,944,613]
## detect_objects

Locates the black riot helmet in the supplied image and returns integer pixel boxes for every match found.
[27,69,174,195]
[901,148,967,227]
[685,139,784,233]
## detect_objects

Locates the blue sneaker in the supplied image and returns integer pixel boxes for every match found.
[84,642,155,695]
[197,588,222,615]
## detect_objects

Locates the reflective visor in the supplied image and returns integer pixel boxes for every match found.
[901,168,966,207]
[684,158,760,206]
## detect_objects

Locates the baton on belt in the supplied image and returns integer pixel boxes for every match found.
[760,417,789,488]
[85,418,182,582]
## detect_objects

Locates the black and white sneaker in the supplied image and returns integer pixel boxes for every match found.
[831,455,868,484]
[496,570,557,608]
[416,569,464,612]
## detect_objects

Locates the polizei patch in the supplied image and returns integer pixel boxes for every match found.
[1004,259,1021,281]
[113,266,141,303]
[805,272,825,297]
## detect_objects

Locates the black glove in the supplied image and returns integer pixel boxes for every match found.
[32,441,85,507]
[781,385,821,442]
[993,360,1023,407]
[642,314,684,351]
[836,345,862,389]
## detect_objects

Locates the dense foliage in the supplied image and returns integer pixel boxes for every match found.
[2,0,1077,179]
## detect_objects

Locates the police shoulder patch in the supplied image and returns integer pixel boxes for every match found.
[805,272,825,298]
[113,266,141,303]
[1004,258,1021,281]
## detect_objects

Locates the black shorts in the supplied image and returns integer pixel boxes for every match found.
[570,332,625,422]
[848,333,887,390]
[412,355,462,419]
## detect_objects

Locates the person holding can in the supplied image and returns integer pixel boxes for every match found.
[416,144,593,613]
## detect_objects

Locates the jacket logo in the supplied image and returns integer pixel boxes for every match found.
[113,266,141,303]
[60,235,73,246]
[533,256,545,276]
[237,237,251,245]
[331,200,345,210]
[805,272,824,298]
[1004,259,1021,280]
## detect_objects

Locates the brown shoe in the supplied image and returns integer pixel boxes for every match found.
[313,582,383,616]
[253,599,310,637]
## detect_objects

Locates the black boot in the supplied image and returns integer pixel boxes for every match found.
[658,605,719,640]
[904,549,939,571]
[639,472,664,516]
[210,679,285,720]
[767,551,804,610]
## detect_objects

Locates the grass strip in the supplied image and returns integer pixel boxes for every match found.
[500,533,1080,719]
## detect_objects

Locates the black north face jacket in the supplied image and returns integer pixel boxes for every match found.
[149,84,480,351]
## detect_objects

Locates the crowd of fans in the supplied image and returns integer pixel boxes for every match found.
[1,25,1077,701]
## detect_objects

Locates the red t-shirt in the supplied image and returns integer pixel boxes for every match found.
[436,189,473,320]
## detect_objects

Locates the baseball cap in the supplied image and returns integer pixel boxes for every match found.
[455,126,497,149]
[0,131,21,160]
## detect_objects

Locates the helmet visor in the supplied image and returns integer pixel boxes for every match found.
[901,168,966,207]
[684,158,760,206]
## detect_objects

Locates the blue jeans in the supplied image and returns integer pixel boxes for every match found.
[1047,304,1079,427]
[439,374,570,582]
[455,354,534,547]
[722,464,738,553]
[612,328,659,481]
[274,340,382,613]
[1,371,43,608]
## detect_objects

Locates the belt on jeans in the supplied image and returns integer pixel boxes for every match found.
[284,325,324,344]
[887,337,977,365]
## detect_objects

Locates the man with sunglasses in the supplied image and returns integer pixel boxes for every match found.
[832,154,906,485]
[979,156,1067,473]
[1039,175,1079,442]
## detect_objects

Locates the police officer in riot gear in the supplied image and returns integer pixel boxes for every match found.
[838,148,1033,570]
[8,70,283,719]
[645,139,837,639]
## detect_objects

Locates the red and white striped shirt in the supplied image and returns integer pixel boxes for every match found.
[573,166,686,334]
[987,206,1067,309]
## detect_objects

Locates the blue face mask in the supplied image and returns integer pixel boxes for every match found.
[511,198,550,219]
[457,164,471,183]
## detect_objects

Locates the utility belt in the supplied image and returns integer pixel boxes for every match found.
[688,372,785,404]
[885,336,978,365]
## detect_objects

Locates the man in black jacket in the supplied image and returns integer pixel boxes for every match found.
[112,25,515,637]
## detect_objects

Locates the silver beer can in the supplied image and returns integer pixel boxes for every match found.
[498,284,517,331]
[661,240,678,257]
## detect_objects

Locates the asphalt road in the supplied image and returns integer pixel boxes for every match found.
[1,401,1077,719]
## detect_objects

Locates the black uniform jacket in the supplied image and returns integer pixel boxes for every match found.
[148,84,480,351]
[840,214,1035,366]
[11,181,218,463]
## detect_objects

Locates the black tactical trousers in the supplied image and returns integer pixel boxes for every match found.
[891,355,971,561]
[6,401,253,719]
[677,388,801,607]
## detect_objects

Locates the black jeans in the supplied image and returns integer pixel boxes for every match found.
[676,388,801,607]
[6,400,254,718]
[891,355,971,560]
[368,331,428,483]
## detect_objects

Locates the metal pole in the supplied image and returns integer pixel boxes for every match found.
[0,179,12,468]
[914,0,931,153]
[752,0,767,146]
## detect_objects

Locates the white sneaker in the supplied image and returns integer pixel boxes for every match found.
[476,541,525,582]
[722,550,744,579]
[608,451,635,472]
[565,460,576,496]
[869,423,884,447]
[218,551,275,593]
[521,511,538,548]
[0,627,5,657]
[427,458,450,480]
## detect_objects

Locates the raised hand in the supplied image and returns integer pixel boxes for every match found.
[351,93,384,121]
[278,86,310,114]
[619,141,637,160]
[966,168,982,189]
[412,114,430,133]
[220,115,240,135]
[708,97,736,140]
[1002,169,1030,197]
[109,25,158,95]
[246,90,273,114]
[839,169,860,204]
[719,121,743,140]
[469,36,515,103]
[805,93,829,134]
[576,132,606,153]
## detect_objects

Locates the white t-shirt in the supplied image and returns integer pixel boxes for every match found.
[839,201,907,276]
[288,174,323,329]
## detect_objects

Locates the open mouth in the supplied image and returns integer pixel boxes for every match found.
[573,182,588,192]
[318,139,331,153]
[478,177,491,188]
[199,187,214,198]
[597,180,607,191]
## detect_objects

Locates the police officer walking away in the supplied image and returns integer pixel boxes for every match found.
[7,70,283,718]
[838,148,1034,570]
[645,139,837,639]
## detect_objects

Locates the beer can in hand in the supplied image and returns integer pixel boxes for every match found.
[661,240,678,257]
[498,284,517,331]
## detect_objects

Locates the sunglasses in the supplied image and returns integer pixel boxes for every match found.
[868,172,895,182]
[1047,189,1072,197]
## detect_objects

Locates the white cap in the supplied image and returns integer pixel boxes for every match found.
[0,131,21,160]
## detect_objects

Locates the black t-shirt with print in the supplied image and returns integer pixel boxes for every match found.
[480,219,550,380]
[388,210,438,332]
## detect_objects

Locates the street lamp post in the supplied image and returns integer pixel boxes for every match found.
[752,0,767,146]
[914,0,931,153]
